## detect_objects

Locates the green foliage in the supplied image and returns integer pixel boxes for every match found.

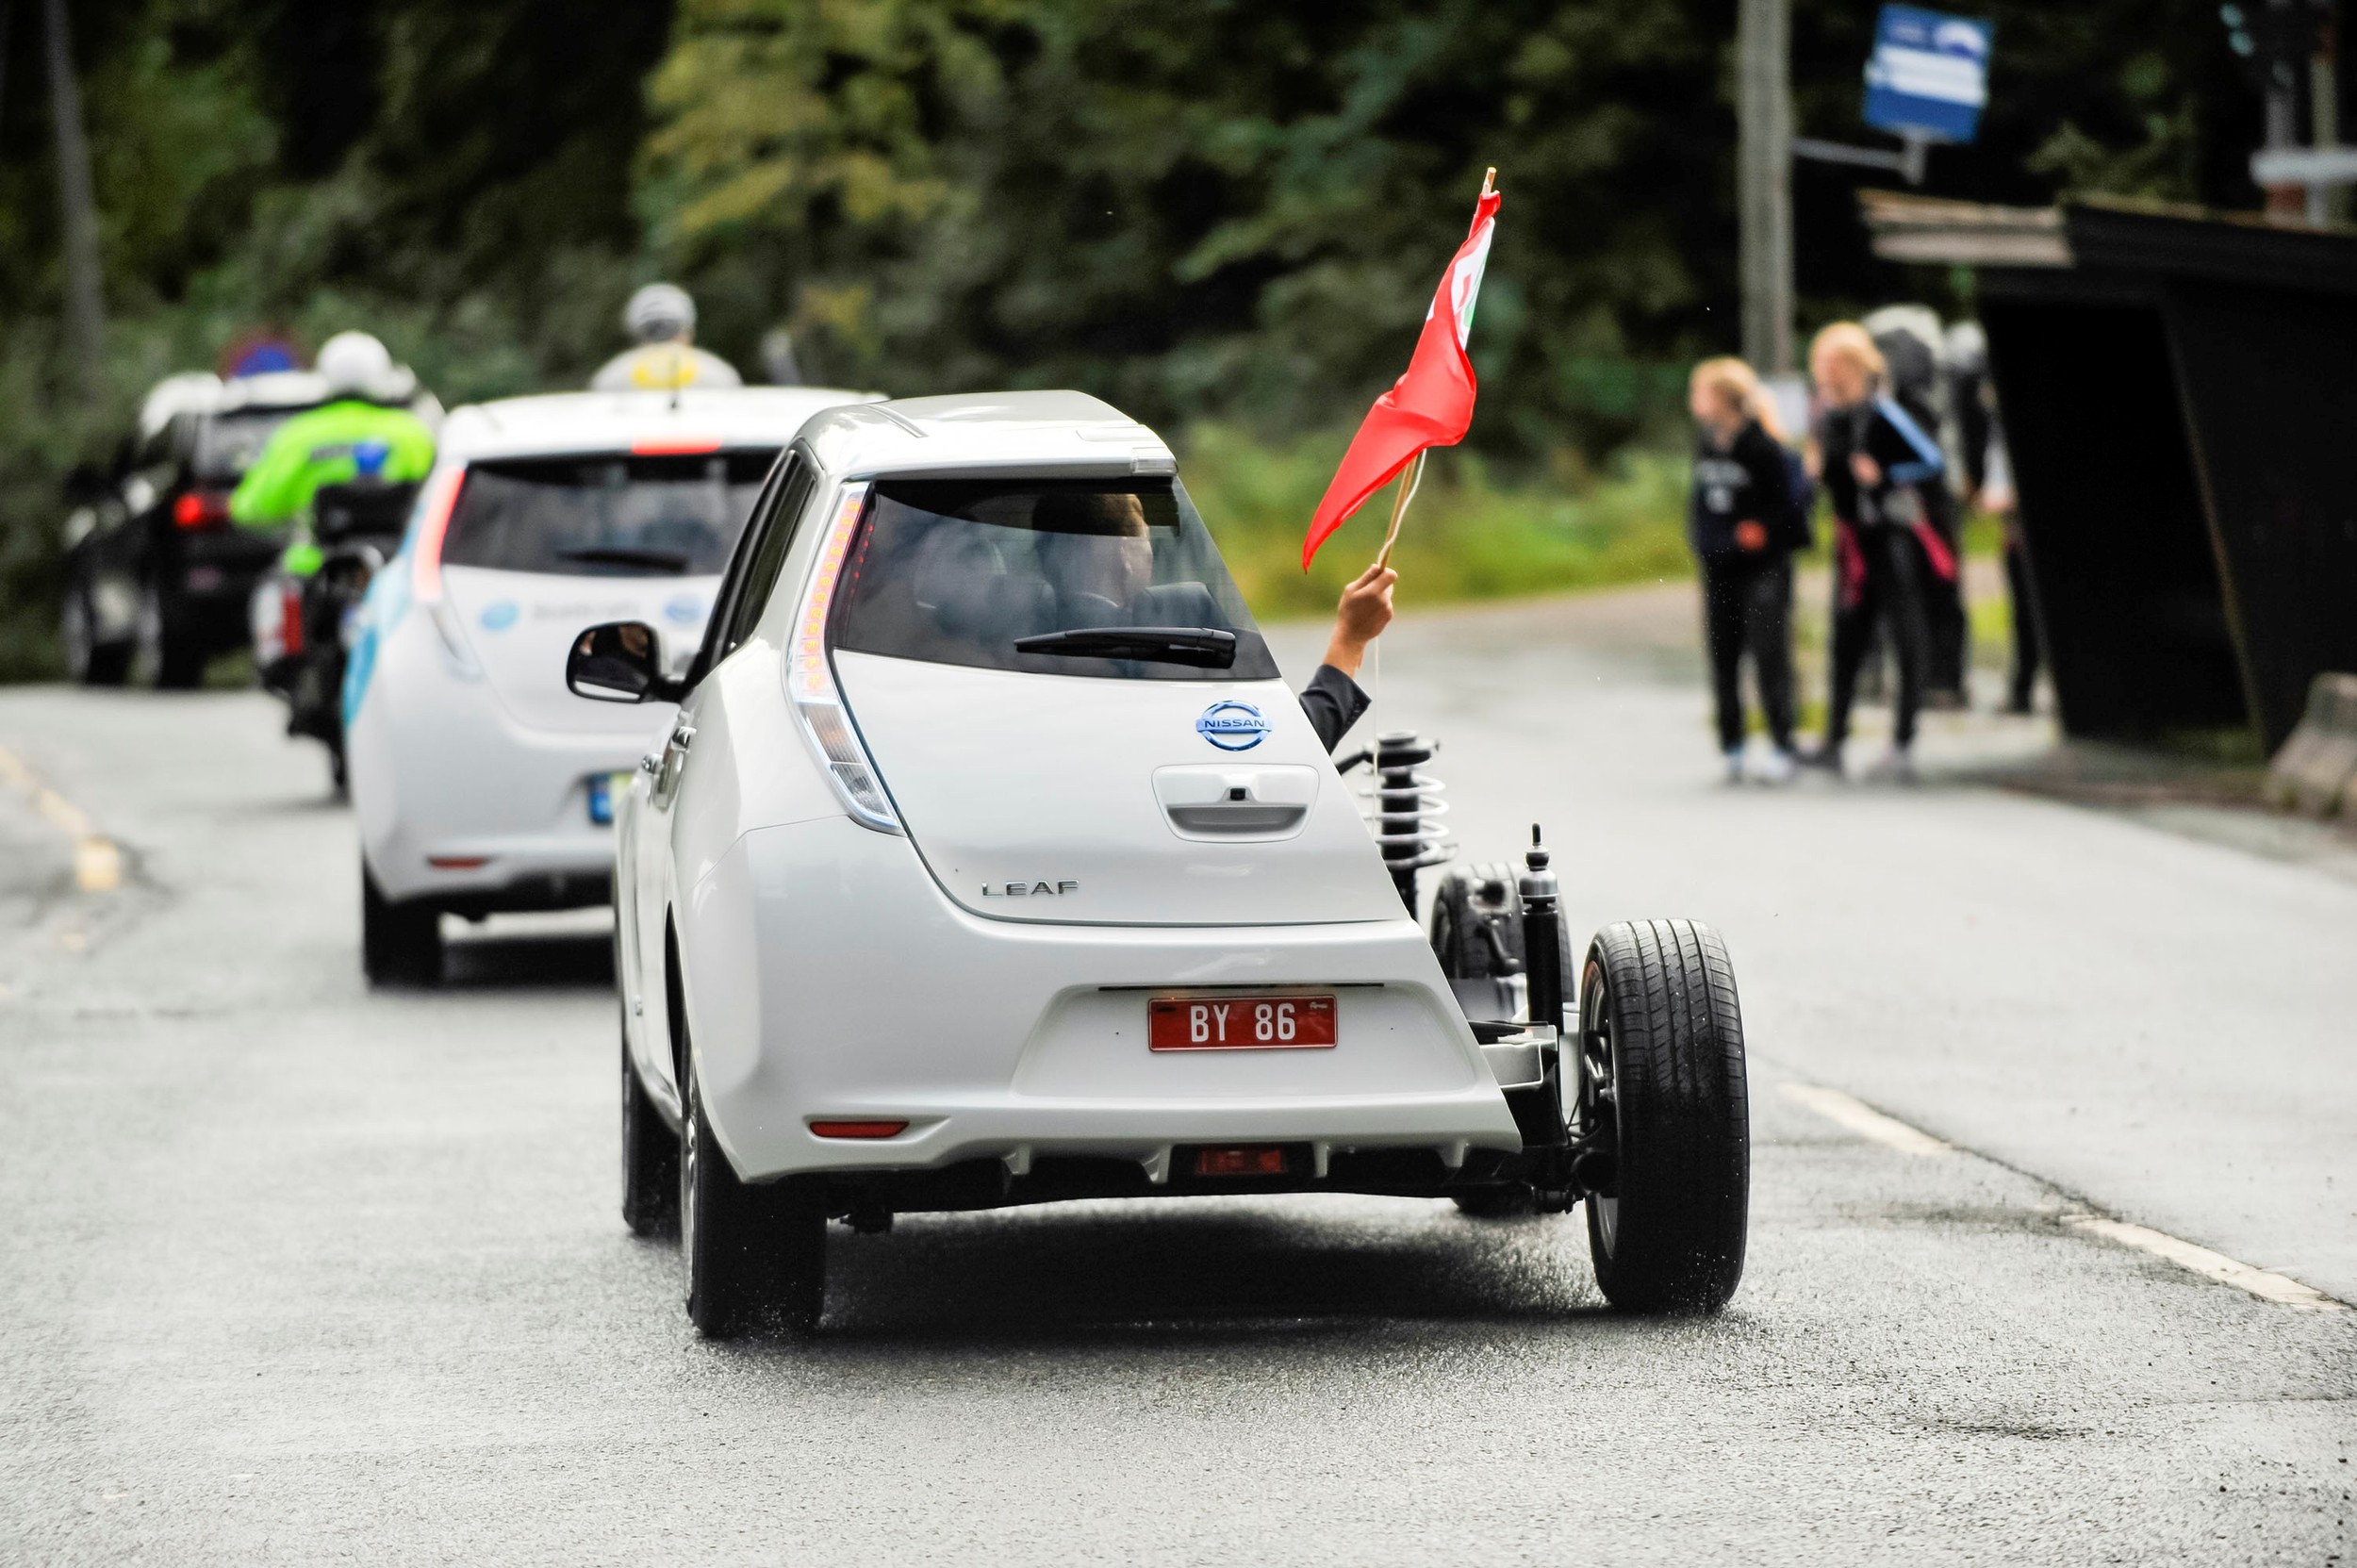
[1178,424,1693,620]
[0,0,2284,678]
[640,0,1724,450]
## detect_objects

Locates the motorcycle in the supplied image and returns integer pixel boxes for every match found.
[254,464,419,791]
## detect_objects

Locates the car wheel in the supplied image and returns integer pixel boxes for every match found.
[621,1002,680,1238]
[360,857,442,987]
[1577,919,1749,1313]
[680,1035,825,1340]
[62,584,128,686]
[151,587,207,690]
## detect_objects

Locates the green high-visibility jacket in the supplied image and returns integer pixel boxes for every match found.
[228,400,437,528]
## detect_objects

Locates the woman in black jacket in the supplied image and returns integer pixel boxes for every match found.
[1806,322,1950,781]
[1687,356,1803,784]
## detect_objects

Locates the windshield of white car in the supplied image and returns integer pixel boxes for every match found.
[441,451,773,577]
[830,478,1279,681]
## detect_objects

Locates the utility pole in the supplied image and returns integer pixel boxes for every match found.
[41,0,106,405]
[1738,0,1794,374]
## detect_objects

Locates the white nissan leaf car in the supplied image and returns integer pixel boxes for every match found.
[569,391,1750,1337]
[344,385,878,983]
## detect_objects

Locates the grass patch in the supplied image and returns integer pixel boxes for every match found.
[1178,423,1692,620]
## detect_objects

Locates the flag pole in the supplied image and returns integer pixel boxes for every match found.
[1372,451,1424,571]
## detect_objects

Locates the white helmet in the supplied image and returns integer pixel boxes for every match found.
[624,283,696,345]
[317,331,396,399]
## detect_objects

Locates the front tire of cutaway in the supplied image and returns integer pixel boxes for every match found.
[1579,919,1749,1313]
[680,1038,825,1339]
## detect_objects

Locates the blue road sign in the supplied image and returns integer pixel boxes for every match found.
[1863,5,1993,144]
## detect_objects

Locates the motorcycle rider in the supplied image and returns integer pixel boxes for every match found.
[590,283,744,392]
[229,331,437,571]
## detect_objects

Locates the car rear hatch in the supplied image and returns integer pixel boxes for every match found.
[432,448,773,734]
[826,476,1399,926]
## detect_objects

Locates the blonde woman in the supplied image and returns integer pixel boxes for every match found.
[1805,322,1950,781]
[1687,356,1804,783]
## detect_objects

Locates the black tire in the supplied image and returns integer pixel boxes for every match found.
[360,858,442,987]
[621,1004,680,1238]
[63,585,129,686]
[680,1035,825,1339]
[135,583,206,689]
[1577,919,1749,1313]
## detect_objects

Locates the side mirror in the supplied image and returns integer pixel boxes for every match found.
[567,620,684,703]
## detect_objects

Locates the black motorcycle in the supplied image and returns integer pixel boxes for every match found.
[257,475,418,790]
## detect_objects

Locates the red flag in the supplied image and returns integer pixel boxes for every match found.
[1302,183,1501,569]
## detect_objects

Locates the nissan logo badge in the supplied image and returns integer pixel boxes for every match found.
[1195,700,1271,751]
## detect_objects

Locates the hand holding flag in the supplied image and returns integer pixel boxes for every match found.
[1302,171,1501,571]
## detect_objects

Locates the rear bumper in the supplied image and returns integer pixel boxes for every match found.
[351,618,666,906]
[683,816,1524,1183]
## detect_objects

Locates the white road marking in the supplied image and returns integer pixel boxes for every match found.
[1780,1081,1953,1155]
[1782,1078,2348,1312]
[0,744,121,893]
[2061,1213,2346,1312]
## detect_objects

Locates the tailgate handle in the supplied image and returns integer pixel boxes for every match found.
[1164,801,1309,834]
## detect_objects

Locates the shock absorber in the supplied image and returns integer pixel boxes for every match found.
[1520,825,1567,1136]
[1362,730,1456,911]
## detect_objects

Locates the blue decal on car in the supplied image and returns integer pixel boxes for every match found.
[479,600,519,633]
[1195,700,1271,751]
[663,595,704,626]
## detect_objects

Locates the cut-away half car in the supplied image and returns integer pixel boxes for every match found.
[569,390,1749,1338]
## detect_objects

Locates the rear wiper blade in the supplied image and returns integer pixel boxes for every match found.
[1013,625,1238,668]
[558,546,691,574]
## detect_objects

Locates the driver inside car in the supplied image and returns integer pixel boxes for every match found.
[1030,489,1397,753]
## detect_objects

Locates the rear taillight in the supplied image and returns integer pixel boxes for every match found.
[408,465,467,601]
[808,1120,908,1139]
[787,482,899,834]
[172,491,229,529]
[279,585,305,657]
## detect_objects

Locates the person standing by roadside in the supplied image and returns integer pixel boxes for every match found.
[1946,322,2039,713]
[1687,356,1804,784]
[1806,322,1949,781]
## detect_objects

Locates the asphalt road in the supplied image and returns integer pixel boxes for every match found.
[2,595,2352,1565]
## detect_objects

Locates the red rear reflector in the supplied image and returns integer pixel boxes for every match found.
[809,1120,908,1140]
[426,855,489,870]
[1195,1146,1287,1178]
[631,436,723,455]
[173,491,227,528]
[279,586,305,656]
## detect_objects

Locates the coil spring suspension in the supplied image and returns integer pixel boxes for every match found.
[1359,729,1456,911]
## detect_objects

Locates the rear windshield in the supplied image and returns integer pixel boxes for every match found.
[193,409,302,482]
[441,451,773,577]
[831,478,1278,681]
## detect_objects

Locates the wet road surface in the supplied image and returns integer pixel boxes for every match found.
[1,596,2351,1565]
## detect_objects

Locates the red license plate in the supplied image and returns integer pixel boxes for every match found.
[1148,994,1337,1051]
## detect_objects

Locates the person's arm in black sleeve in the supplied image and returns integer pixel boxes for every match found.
[1735,423,1791,536]
[1298,663,1368,752]
[1297,561,1396,753]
